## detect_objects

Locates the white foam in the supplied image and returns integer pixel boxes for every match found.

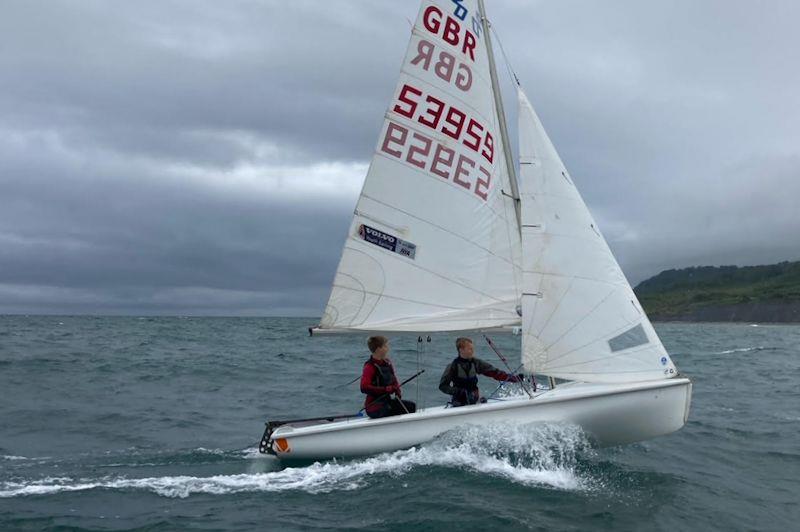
[193,447,227,455]
[1,467,369,498]
[714,346,767,354]
[2,455,51,462]
[0,423,592,498]
[423,422,591,490]
[238,447,265,460]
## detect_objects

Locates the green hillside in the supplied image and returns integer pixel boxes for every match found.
[634,261,800,319]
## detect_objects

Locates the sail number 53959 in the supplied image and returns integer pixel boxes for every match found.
[393,84,494,165]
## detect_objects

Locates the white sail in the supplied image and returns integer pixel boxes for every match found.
[318,0,521,333]
[517,88,677,383]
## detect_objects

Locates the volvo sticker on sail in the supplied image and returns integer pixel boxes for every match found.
[358,224,416,260]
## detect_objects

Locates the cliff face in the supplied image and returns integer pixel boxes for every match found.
[634,261,800,323]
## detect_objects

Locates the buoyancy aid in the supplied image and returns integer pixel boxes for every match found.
[450,357,480,405]
[364,358,395,413]
[451,357,479,390]
[370,359,395,387]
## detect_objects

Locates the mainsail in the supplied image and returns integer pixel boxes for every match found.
[517,88,677,383]
[318,0,522,332]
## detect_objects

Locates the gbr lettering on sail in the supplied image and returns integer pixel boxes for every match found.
[378,1,497,202]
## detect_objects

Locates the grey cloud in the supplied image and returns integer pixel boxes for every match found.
[0,1,414,164]
[0,0,798,314]
[0,125,349,314]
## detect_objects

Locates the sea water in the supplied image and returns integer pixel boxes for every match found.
[1,316,798,531]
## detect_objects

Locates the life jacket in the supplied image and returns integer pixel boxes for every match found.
[450,357,479,390]
[364,358,395,412]
[449,357,480,406]
[369,359,396,387]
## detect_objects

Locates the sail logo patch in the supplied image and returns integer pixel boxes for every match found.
[358,224,416,260]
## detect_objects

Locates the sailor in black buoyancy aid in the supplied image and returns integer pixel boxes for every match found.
[439,337,522,407]
[360,336,417,418]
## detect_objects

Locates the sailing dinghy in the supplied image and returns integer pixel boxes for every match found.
[260,0,691,460]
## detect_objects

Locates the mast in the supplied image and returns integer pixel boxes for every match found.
[478,0,521,233]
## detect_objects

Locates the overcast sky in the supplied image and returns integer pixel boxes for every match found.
[1,0,798,316]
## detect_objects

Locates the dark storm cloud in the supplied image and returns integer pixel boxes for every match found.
[0,0,797,315]
[0,133,352,313]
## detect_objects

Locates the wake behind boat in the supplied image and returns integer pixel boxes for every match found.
[260,0,691,460]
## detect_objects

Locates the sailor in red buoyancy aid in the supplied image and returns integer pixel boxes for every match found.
[361,336,417,418]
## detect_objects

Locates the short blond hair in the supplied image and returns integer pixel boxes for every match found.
[455,337,473,353]
[368,335,388,353]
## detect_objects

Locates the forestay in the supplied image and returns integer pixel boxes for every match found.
[517,88,677,383]
[318,0,522,333]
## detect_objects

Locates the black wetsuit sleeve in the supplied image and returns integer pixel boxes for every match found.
[439,362,456,395]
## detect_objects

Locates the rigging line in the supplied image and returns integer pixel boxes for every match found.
[497,155,524,295]
[416,336,422,407]
[485,164,521,298]
[490,24,520,86]
[486,362,526,401]
[331,374,362,390]
[480,0,521,235]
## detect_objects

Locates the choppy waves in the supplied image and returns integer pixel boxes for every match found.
[1,423,593,498]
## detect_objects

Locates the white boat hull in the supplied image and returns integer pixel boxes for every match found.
[266,377,692,460]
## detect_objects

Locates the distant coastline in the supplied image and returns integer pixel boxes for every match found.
[645,301,800,323]
[634,261,800,323]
